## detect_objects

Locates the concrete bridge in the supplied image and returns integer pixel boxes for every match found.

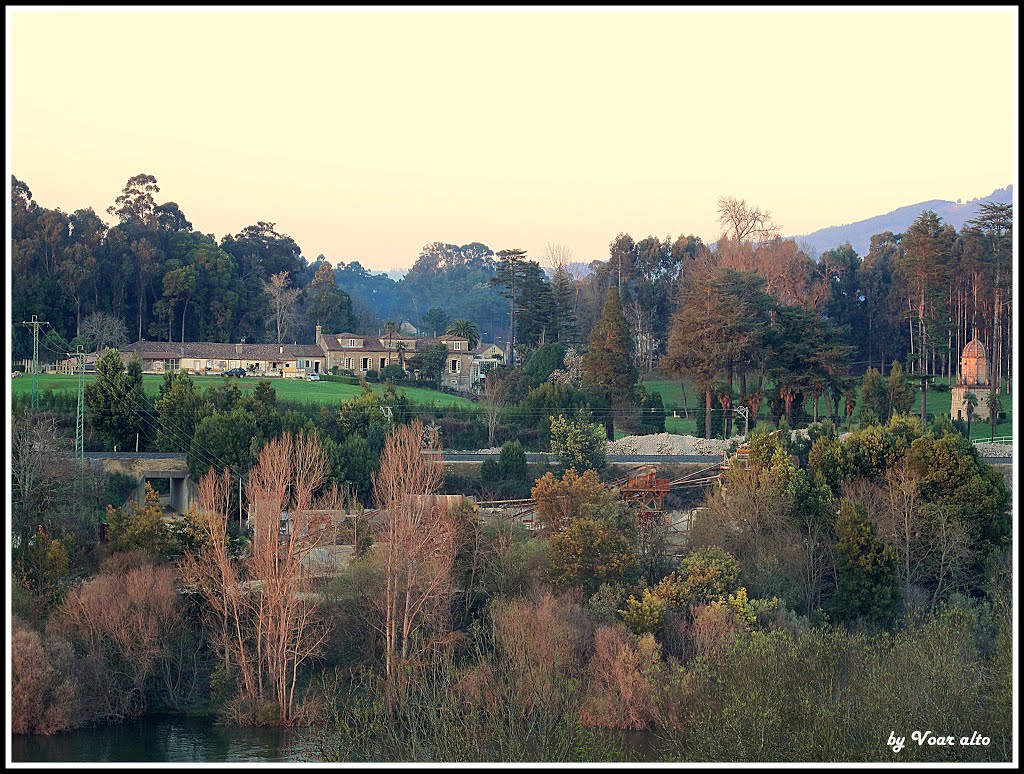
[85,452,197,513]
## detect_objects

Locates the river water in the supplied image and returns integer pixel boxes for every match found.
[12,716,318,763]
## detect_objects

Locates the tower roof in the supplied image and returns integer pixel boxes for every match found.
[963,339,987,358]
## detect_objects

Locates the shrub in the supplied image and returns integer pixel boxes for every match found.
[104,471,139,509]
[380,364,405,382]
[549,410,607,473]
[52,561,187,723]
[579,625,661,730]
[11,616,82,735]
[105,482,176,560]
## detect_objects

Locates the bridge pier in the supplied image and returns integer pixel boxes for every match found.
[134,471,196,513]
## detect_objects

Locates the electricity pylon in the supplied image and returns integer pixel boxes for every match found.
[20,315,47,410]
[74,345,87,462]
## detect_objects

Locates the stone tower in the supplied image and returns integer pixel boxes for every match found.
[950,338,991,422]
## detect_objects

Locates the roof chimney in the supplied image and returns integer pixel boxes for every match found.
[235,343,242,355]
[279,345,284,354]
[315,323,322,342]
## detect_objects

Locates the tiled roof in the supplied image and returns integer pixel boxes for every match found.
[122,341,324,360]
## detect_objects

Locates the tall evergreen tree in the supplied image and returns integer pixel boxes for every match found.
[551,264,579,345]
[85,348,147,451]
[829,499,900,626]
[582,286,637,439]
[154,370,202,452]
[490,248,529,367]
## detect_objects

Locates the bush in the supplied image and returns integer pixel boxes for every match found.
[365,369,379,382]
[380,364,405,382]
[579,625,661,730]
[499,441,528,482]
[105,482,176,560]
[636,389,667,435]
[11,616,82,735]
[322,373,361,385]
[104,471,138,509]
[550,410,607,473]
[52,561,189,724]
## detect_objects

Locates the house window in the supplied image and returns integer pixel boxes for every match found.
[450,359,460,374]
[345,357,352,370]
[298,359,305,369]
[349,339,357,347]
[454,341,461,351]
[361,357,369,371]
[163,359,179,371]
[380,357,387,370]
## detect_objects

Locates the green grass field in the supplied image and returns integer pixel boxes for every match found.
[10,373,477,409]
[643,375,1012,441]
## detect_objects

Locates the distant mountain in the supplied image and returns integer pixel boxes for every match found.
[789,185,1013,258]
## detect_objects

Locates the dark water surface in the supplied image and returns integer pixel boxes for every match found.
[12,715,317,763]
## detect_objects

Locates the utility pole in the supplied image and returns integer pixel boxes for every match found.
[20,315,48,410]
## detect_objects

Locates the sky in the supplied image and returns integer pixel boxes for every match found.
[7,7,1018,272]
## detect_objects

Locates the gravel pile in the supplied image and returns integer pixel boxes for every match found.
[974,442,1013,458]
[606,433,729,456]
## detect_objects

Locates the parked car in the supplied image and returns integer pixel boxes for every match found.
[224,367,246,378]
[11,370,23,378]
[305,372,321,382]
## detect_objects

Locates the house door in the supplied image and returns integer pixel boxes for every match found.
[314,361,320,373]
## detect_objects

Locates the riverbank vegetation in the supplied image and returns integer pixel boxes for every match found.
[11,406,1012,762]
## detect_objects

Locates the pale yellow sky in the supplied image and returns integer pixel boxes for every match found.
[8,8,1017,271]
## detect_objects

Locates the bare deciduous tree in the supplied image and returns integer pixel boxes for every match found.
[11,409,76,548]
[371,420,457,682]
[716,195,780,244]
[262,271,302,344]
[181,431,336,724]
[847,464,972,611]
[480,372,510,447]
[80,311,129,352]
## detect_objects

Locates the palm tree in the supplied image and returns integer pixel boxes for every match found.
[964,392,978,439]
[395,340,407,369]
[717,389,733,439]
[983,391,1002,441]
[445,319,480,350]
[746,391,763,430]
[844,390,856,432]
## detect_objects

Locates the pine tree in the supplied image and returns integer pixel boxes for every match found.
[85,348,146,451]
[829,499,899,626]
[551,265,579,345]
[582,286,637,439]
[489,248,529,367]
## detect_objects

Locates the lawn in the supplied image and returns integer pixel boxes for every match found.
[11,373,477,409]
[643,375,1012,441]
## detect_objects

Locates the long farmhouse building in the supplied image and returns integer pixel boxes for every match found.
[119,324,493,392]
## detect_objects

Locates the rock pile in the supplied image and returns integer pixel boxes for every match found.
[605,433,729,456]
[973,442,1013,458]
